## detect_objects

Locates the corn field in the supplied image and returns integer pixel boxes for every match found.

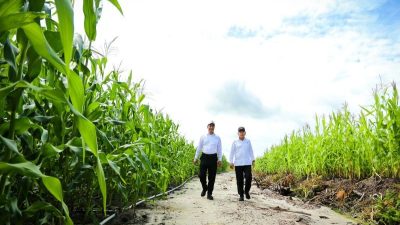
[0,0,198,224]
[255,82,400,180]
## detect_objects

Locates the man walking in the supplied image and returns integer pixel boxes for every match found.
[229,126,255,201]
[193,121,222,200]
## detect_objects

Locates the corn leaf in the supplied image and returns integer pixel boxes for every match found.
[0,0,22,17]
[54,0,74,66]
[0,135,20,155]
[107,0,123,15]
[0,12,45,32]
[83,0,97,41]
[0,161,72,224]
[22,23,66,74]
[96,158,107,214]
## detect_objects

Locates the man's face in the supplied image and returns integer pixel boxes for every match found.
[238,131,245,139]
[207,124,215,134]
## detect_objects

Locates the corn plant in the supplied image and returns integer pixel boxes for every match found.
[0,0,199,224]
[255,82,400,180]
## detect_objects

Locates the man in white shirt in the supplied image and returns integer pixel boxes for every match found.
[229,126,255,201]
[193,121,222,200]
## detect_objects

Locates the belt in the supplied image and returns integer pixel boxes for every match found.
[202,153,217,156]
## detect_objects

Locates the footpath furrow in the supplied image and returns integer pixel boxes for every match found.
[116,172,356,225]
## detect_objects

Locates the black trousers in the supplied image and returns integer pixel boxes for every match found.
[198,153,218,196]
[235,165,252,196]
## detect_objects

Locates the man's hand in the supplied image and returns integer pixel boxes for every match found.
[193,159,198,165]
[229,163,234,169]
[252,160,255,166]
[217,160,222,167]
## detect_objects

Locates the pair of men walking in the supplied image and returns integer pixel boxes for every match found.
[193,121,255,201]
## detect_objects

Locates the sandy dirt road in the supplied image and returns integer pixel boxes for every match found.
[120,172,357,225]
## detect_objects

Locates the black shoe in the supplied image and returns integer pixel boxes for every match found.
[245,192,251,199]
[201,190,207,197]
[207,195,214,200]
[239,195,244,201]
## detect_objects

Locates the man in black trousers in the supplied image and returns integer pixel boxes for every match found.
[229,126,255,201]
[193,121,222,200]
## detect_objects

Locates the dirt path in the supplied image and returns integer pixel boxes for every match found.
[120,172,357,225]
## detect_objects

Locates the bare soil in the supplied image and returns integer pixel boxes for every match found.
[253,172,400,223]
[110,172,357,225]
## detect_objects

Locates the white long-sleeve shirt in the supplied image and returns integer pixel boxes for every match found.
[195,134,222,161]
[229,138,255,166]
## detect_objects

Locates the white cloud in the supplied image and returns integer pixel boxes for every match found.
[74,0,400,157]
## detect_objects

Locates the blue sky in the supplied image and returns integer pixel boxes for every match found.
[75,0,400,158]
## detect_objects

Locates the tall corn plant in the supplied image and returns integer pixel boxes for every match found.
[1,0,199,224]
[0,0,122,223]
[255,82,400,180]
